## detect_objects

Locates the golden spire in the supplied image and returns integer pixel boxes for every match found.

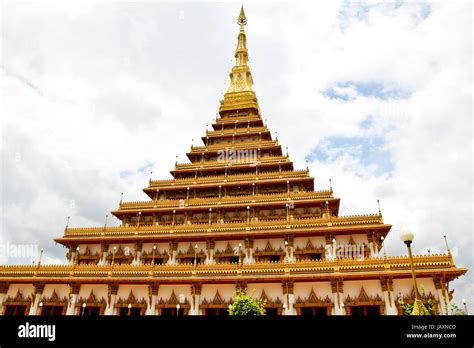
[219,5,260,117]
[237,5,247,26]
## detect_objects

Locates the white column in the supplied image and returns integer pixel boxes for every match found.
[133,242,143,266]
[99,242,109,265]
[191,284,202,315]
[433,276,448,315]
[146,284,159,315]
[331,279,344,315]
[244,238,254,263]
[66,283,80,315]
[168,241,178,265]
[443,287,451,314]
[105,284,118,315]
[382,291,398,315]
[435,288,447,314]
[66,294,78,315]
[282,281,296,315]
[381,278,398,315]
[29,283,45,315]
[0,283,9,315]
[147,294,157,315]
[206,239,215,264]
[133,251,142,265]
[367,232,375,257]
[0,293,5,315]
[332,293,343,315]
[69,251,77,265]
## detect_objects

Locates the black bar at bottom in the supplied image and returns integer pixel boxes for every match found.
[0,316,473,347]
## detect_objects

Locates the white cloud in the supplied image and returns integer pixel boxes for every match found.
[0,1,472,310]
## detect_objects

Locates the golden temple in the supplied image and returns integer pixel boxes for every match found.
[0,6,466,316]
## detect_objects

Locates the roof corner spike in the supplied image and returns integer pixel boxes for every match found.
[237,5,247,26]
[65,215,70,231]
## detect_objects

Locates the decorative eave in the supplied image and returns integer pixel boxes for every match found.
[170,158,294,178]
[211,116,263,130]
[148,169,311,189]
[203,125,270,139]
[173,155,290,171]
[114,190,337,214]
[188,139,280,155]
[54,214,390,245]
[0,254,466,284]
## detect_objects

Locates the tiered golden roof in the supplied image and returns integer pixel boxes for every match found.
[0,6,466,300]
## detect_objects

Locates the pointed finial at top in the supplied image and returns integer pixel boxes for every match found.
[237,5,247,26]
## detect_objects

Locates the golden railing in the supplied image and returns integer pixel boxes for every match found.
[213,115,261,125]
[148,169,309,187]
[0,253,461,280]
[61,213,384,238]
[118,190,333,210]
[206,126,268,136]
[190,139,278,152]
[174,155,290,169]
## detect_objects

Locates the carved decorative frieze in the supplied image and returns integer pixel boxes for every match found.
[343,287,385,315]
[156,290,190,315]
[76,290,107,315]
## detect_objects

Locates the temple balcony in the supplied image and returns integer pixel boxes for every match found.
[211,115,263,129]
[189,139,278,153]
[0,253,465,283]
[204,125,269,137]
[174,154,289,170]
[148,169,309,188]
[57,213,387,241]
[117,190,334,211]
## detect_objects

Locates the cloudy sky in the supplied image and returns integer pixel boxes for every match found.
[1,1,472,309]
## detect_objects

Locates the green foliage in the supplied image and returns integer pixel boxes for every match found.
[229,289,266,316]
[401,299,433,316]
[448,302,468,315]
[400,285,433,316]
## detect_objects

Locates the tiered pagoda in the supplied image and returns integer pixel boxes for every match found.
[0,6,466,316]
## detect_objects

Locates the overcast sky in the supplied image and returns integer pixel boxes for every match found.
[0,1,472,310]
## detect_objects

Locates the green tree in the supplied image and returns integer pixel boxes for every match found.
[229,289,266,316]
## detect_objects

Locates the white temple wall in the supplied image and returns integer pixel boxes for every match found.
[293,237,326,249]
[348,234,368,245]
[293,282,332,298]
[344,280,381,298]
[142,242,168,254]
[393,277,436,297]
[6,283,34,298]
[201,284,235,302]
[247,283,282,300]
[214,240,243,251]
[157,285,192,301]
[253,238,284,250]
[42,284,69,298]
[116,284,148,300]
[176,241,206,253]
[77,244,100,254]
[78,284,108,299]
